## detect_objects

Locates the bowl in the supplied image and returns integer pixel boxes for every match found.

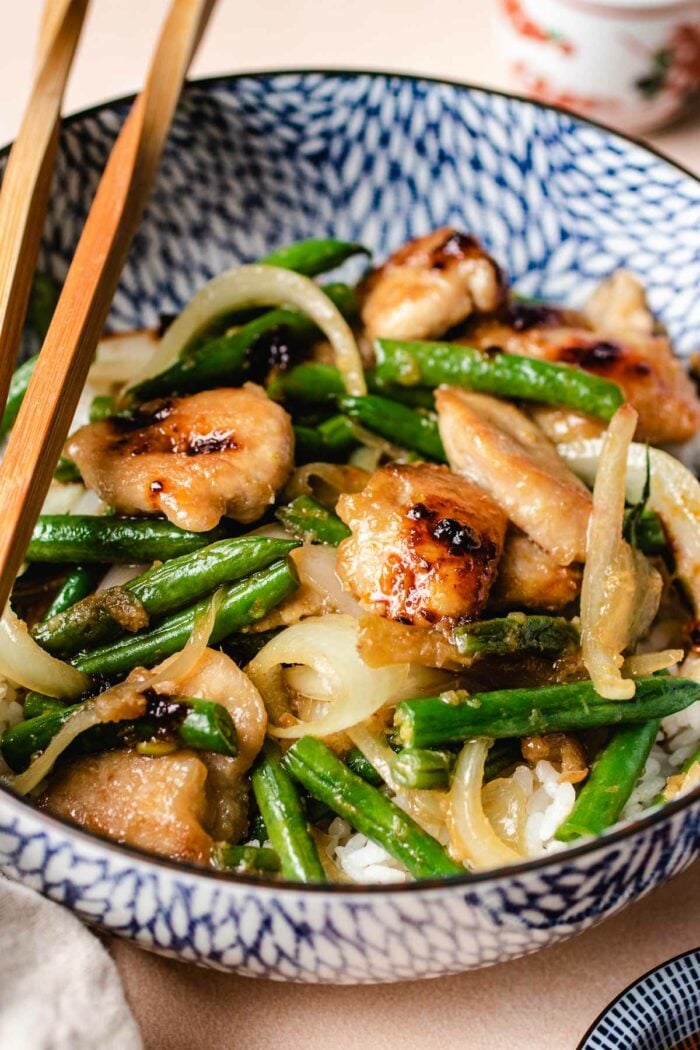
[578,947,700,1049]
[0,70,698,983]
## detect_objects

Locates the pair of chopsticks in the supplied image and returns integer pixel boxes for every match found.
[0,0,217,611]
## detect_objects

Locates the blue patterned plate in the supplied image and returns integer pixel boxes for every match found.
[579,948,700,1049]
[0,71,698,982]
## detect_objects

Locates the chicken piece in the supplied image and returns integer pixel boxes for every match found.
[336,462,507,627]
[41,648,268,858]
[67,384,294,532]
[489,530,582,611]
[526,405,606,445]
[464,307,700,446]
[436,388,592,566]
[585,269,656,342]
[41,750,213,863]
[360,228,505,342]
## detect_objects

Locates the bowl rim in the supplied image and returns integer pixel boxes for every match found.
[1,67,698,898]
[576,945,700,1048]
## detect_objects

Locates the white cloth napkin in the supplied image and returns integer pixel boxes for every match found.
[0,877,142,1050]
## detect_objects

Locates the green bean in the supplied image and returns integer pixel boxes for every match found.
[27,273,60,341]
[268,362,347,403]
[1,695,238,773]
[261,239,369,276]
[32,536,300,656]
[42,566,104,621]
[211,843,281,874]
[276,495,351,546]
[390,748,455,790]
[624,507,667,555]
[374,339,625,421]
[89,394,117,423]
[74,559,298,678]
[128,283,356,402]
[1,274,60,437]
[269,362,435,410]
[555,720,661,842]
[251,741,326,883]
[292,415,357,463]
[394,676,700,749]
[283,736,464,879]
[339,395,446,461]
[0,355,38,439]
[53,456,82,484]
[344,746,384,786]
[0,276,60,438]
[27,515,228,564]
[452,614,579,659]
[23,693,67,719]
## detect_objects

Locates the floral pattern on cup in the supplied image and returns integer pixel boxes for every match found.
[495,0,700,134]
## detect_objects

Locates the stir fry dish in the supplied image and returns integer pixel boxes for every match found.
[1,230,699,884]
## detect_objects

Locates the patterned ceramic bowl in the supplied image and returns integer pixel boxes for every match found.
[579,948,700,1048]
[0,71,698,983]
[495,0,700,134]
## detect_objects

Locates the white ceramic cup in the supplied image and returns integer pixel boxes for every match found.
[494,0,700,134]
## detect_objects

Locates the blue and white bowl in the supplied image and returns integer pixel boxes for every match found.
[0,71,698,983]
[579,948,700,1049]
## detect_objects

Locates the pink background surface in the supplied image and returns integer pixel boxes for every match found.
[4,4,699,1047]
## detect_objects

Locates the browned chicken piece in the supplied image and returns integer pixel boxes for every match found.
[41,750,213,863]
[488,530,582,611]
[41,648,267,859]
[437,388,592,566]
[336,462,507,627]
[360,228,505,342]
[526,405,606,445]
[521,732,588,785]
[464,307,700,446]
[174,648,268,843]
[67,384,294,532]
[585,269,657,341]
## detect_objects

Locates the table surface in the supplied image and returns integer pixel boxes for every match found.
[4,4,700,1048]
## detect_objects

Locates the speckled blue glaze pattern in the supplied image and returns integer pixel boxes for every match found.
[579,949,700,1050]
[22,73,700,354]
[0,796,697,982]
[0,72,698,982]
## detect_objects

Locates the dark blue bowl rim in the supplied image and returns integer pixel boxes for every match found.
[0,67,698,895]
[576,946,700,1048]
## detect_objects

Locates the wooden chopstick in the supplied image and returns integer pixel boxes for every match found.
[0,0,216,610]
[0,0,89,425]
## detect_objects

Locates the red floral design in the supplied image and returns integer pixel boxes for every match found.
[510,61,617,115]
[633,22,700,100]
[501,0,574,55]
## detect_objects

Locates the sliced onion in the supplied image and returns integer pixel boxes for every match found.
[90,329,159,386]
[0,607,89,698]
[578,405,652,700]
[447,739,522,870]
[559,437,700,616]
[11,596,220,795]
[292,545,364,617]
[13,705,102,795]
[41,482,86,516]
[284,462,369,506]
[347,723,448,839]
[623,650,684,676]
[345,419,410,463]
[248,614,440,739]
[481,774,529,851]
[133,266,366,396]
[357,615,466,669]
